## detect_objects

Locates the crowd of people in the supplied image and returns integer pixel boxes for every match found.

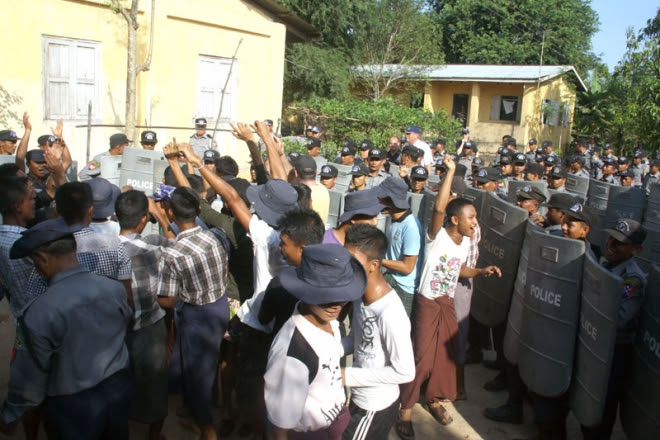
[0,114,657,440]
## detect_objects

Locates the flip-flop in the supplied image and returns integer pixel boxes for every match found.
[428,402,453,426]
[395,417,415,440]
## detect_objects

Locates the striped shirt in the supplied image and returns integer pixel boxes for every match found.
[156,226,227,305]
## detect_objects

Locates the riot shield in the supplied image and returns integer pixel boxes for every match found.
[586,178,612,212]
[518,232,585,397]
[99,155,122,186]
[507,180,549,205]
[604,186,646,227]
[471,192,529,327]
[570,251,622,427]
[428,174,440,184]
[407,192,424,219]
[503,219,545,364]
[621,264,660,439]
[548,188,584,204]
[634,228,660,273]
[417,189,437,232]
[152,159,170,195]
[376,213,391,235]
[119,148,166,195]
[644,183,660,231]
[565,173,589,200]
[461,187,487,219]
[334,163,353,194]
[326,189,344,229]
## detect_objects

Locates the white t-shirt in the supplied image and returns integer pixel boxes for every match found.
[237,215,288,332]
[264,306,346,432]
[414,139,433,167]
[343,290,415,411]
[417,228,469,300]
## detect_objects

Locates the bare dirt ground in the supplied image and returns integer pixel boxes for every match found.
[0,300,625,440]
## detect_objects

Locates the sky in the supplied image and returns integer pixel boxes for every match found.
[591,0,659,71]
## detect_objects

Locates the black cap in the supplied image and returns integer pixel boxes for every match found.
[401,145,421,159]
[544,155,559,166]
[350,163,370,177]
[602,157,617,166]
[37,134,52,147]
[547,193,577,210]
[195,118,207,126]
[605,219,647,244]
[472,157,485,168]
[341,145,357,156]
[360,139,374,151]
[203,150,220,162]
[513,153,526,164]
[549,165,567,178]
[569,155,585,165]
[542,140,553,148]
[562,203,599,228]
[10,218,82,259]
[368,148,386,160]
[500,155,512,165]
[294,155,317,178]
[619,169,632,178]
[534,153,545,163]
[141,130,157,143]
[618,156,629,164]
[528,138,538,145]
[319,164,338,178]
[343,139,357,149]
[26,149,46,163]
[473,167,501,183]
[0,130,19,142]
[311,125,323,134]
[411,165,429,180]
[506,138,517,147]
[516,185,546,203]
[525,163,544,176]
[109,133,131,148]
[461,128,470,134]
[306,138,321,149]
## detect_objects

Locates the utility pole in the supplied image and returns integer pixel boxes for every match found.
[535,30,546,126]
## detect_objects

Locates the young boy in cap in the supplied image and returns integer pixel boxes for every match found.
[342,225,415,440]
[408,165,429,194]
[115,190,171,440]
[377,177,423,315]
[264,244,367,440]
[140,130,158,150]
[349,163,370,192]
[319,164,339,190]
[323,188,384,245]
[398,155,501,437]
[156,187,229,440]
[0,218,133,438]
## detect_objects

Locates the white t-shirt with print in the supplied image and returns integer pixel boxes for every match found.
[418,228,469,300]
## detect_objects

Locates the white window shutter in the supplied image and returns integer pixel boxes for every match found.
[74,44,97,118]
[196,56,237,123]
[45,40,72,119]
[490,95,501,120]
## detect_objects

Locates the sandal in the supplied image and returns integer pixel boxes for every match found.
[427,402,453,426]
[395,417,415,440]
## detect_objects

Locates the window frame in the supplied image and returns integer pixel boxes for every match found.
[195,55,238,126]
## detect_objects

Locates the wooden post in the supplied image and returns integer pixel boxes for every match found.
[211,38,243,144]
[86,100,92,163]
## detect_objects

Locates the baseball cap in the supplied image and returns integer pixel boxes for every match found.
[602,157,617,166]
[461,128,470,135]
[473,167,501,183]
[294,155,317,178]
[368,148,386,160]
[26,149,46,163]
[619,169,632,178]
[542,140,553,148]
[405,126,422,134]
[195,118,207,126]
[513,153,527,164]
[618,156,629,164]
[306,138,321,149]
[525,163,545,176]
[549,165,567,178]
[341,145,357,156]
[0,130,19,142]
[546,193,577,211]
[569,155,585,165]
[411,165,429,180]
[109,133,131,148]
[287,151,301,165]
[544,155,559,166]
[534,153,545,163]
[343,139,357,149]
[360,139,374,151]
[311,125,323,134]
[350,163,370,177]
[319,164,338,178]
[499,155,512,165]
[37,134,52,147]
[605,218,647,244]
[506,138,517,147]
[472,157,485,168]
[516,185,546,203]
[203,150,220,162]
[528,138,538,145]
[141,130,157,143]
[562,203,599,228]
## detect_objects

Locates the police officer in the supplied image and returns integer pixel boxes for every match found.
[543,140,558,158]
[619,169,635,187]
[600,157,620,185]
[568,155,590,179]
[190,118,216,158]
[140,130,158,150]
[630,150,645,186]
[544,193,577,236]
[547,165,568,191]
[581,219,647,440]
[78,133,130,181]
[574,139,592,174]
[338,141,360,167]
[365,148,389,189]
[642,159,659,194]
[525,139,538,162]
[305,137,327,170]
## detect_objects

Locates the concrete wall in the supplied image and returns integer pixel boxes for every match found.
[1,0,287,174]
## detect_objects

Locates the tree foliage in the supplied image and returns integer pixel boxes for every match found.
[283,97,463,158]
[428,0,599,73]
[278,0,440,103]
[574,9,660,155]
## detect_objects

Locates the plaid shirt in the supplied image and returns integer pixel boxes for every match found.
[0,225,33,317]
[25,226,133,304]
[156,226,227,305]
[466,222,481,269]
[119,233,171,331]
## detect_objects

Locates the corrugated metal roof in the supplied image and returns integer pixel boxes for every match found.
[356,64,587,91]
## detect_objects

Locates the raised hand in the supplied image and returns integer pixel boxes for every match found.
[229,122,255,143]
[23,112,32,131]
[250,120,272,142]
[51,119,63,138]
[443,153,455,171]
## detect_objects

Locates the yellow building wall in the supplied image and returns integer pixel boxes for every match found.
[425,76,577,155]
[1,0,287,174]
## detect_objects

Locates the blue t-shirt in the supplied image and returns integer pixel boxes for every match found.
[386,212,423,294]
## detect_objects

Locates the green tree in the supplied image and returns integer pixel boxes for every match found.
[428,0,599,73]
